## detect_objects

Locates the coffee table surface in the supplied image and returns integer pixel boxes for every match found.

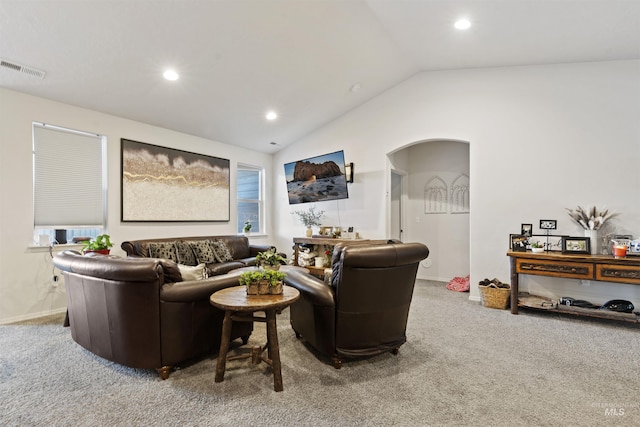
[228,265,310,275]
[210,285,300,312]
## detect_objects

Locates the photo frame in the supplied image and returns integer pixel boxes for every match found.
[562,236,591,254]
[521,223,532,237]
[319,226,333,236]
[510,234,528,252]
[121,138,230,222]
[539,219,557,230]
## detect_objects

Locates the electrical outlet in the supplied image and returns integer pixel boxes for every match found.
[52,275,59,288]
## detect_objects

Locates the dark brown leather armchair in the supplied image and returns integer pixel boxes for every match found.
[284,242,429,368]
[53,250,252,379]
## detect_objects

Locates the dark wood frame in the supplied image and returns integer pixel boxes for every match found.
[510,234,528,252]
[562,236,591,254]
[120,138,230,222]
[521,223,532,237]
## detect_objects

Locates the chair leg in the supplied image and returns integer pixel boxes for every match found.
[391,347,400,355]
[294,330,302,339]
[241,334,250,345]
[332,357,343,369]
[156,366,172,380]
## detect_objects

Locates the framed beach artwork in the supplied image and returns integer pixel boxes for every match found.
[121,139,230,222]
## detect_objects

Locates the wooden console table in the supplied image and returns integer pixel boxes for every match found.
[507,251,640,321]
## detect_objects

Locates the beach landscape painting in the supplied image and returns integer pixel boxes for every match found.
[121,139,229,221]
[284,150,349,205]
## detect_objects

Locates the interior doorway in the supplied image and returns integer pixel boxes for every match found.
[387,139,470,282]
[390,170,405,241]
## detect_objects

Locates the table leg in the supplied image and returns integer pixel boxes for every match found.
[510,256,519,315]
[265,309,283,392]
[215,310,233,383]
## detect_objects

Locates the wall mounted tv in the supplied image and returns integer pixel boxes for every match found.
[284,150,349,205]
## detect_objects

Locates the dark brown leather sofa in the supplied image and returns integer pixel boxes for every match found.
[121,235,274,276]
[53,250,252,379]
[284,241,429,368]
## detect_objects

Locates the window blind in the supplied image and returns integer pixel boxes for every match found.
[33,124,105,228]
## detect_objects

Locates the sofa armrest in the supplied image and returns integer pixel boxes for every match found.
[284,270,335,307]
[161,274,240,303]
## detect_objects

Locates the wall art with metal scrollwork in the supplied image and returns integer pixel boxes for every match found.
[424,173,470,214]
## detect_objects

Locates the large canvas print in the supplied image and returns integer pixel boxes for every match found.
[284,150,349,204]
[121,139,230,222]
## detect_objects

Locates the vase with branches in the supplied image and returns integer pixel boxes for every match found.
[293,206,325,237]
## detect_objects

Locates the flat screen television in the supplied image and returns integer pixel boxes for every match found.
[284,150,349,205]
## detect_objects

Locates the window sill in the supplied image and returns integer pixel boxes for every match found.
[27,243,84,252]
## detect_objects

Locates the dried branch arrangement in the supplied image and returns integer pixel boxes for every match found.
[566,206,617,230]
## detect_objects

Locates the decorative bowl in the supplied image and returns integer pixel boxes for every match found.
[531,247,545,253]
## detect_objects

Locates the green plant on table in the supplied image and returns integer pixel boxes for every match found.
[239,269,286,287]
[255,248,285,267]
[530,241,543,248]
[82,234,113,252]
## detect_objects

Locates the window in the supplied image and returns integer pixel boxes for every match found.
[236,164,263,233]
[33,123,106,243]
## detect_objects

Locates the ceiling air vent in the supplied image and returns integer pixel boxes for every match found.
[0,59,46,79]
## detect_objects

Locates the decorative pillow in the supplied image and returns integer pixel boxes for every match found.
[189,240,217,264]
[174,241,197,266]
[177,263,207,281]
[149,242,177,262]
[158,259,183,283]
[211,240,234,263]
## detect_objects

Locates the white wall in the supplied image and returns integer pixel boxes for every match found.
[0,88,273,324]
[273,60,640,304]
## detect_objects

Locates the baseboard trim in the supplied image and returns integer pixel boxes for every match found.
[0,307,67,325]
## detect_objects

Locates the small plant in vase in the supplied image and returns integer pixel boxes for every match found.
[243,220,252,235]
[530,241,545,253]
[293,206,324,237]
[82,234,113,255]
[255,248,286,270]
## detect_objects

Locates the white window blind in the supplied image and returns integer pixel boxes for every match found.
[33,124,105,228]
[237,164,263,233]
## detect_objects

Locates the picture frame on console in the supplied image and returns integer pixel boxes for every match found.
[562,237,591,254]
[121,138,230,222]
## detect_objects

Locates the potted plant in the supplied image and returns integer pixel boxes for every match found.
[243,220,252,235]
[239,269,286,295]
[293,206,325,237]
[530,241,545,253]
[82,234,113,255]
[255,248,286,270]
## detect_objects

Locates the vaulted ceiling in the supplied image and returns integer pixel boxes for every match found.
[1,0,638,153]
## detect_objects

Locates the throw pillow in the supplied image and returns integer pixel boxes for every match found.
[149,242,177,262]
[174,241,197,266]
[211,240,234,263]
[177,263,207,281]
[158,259,183,283]
[189,240,217,264]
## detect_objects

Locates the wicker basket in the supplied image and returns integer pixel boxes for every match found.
[479,283,511,309]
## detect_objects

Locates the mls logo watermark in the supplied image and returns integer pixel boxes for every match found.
[604,407,625,417]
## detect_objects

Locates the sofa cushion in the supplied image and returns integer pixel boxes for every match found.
[189,240,217,264]
[174,241,197,266]
[211,240,234,263]
[177,263,207,281]
[149,242,178,262]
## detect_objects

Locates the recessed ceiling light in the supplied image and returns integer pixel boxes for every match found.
[454,19,471,30]
[266,111,278,121]
[163,69,179,81]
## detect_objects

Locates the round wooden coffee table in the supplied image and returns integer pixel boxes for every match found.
[210,285,300,392]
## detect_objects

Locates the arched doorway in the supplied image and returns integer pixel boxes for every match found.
[388,139,470,282]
